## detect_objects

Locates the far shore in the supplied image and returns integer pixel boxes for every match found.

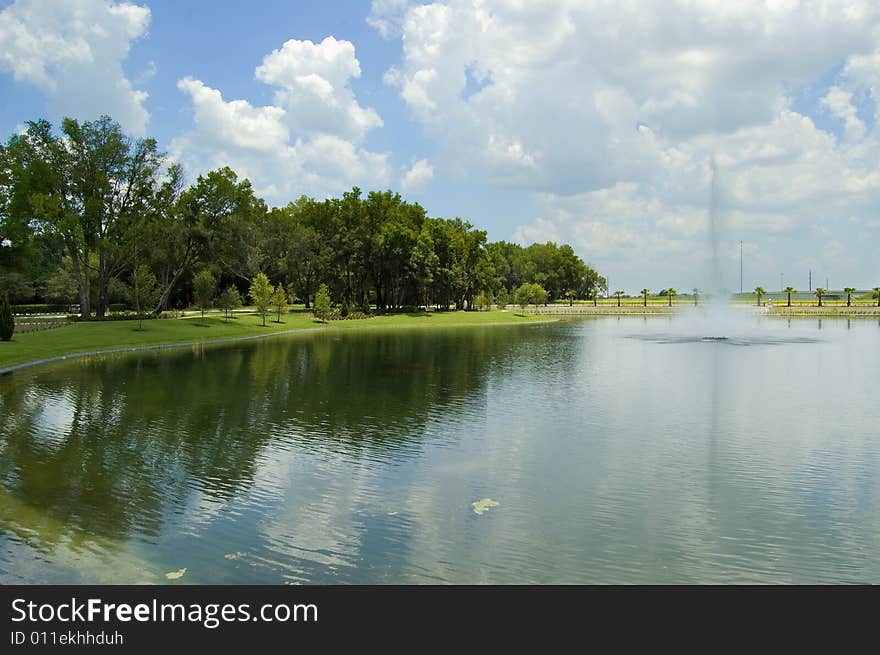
[0,309,555,374]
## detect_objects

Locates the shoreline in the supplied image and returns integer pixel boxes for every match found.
[0,314,558,376]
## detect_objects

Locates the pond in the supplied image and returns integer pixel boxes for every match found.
[1,315,879,583]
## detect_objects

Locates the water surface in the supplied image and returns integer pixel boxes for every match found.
[1,316,878,583]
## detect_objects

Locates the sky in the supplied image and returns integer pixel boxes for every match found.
[1,0,879,292]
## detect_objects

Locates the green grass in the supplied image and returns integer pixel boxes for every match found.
[0,309,554,370]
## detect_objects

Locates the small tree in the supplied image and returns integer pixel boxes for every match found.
[218,285,242,322]
[666,288,677,307]
[814,287,825,307]
[614,290,624,307]
[874,287,880,308]
[754,286,765,307]
[193,269,216,322]
[473,291,489,311]
[641,288,650,307]
[784,286,795,307]
[843,287,856,307]
[496,286,509,309]
[271,284,288,322]
[533,285,549,307]
[313,283,332,323]
[592,288,598,306]
[564,289,576,307]
[515,284,531,314]
[249,272,273,326]
[0,294,14,341]
[692,288,700,306]
[130,265,159,330]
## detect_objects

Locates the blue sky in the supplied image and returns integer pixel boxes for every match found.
[1,0,879,291]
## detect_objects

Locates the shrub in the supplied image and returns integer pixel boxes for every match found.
[159,310,184,319]
[0,294,14,341]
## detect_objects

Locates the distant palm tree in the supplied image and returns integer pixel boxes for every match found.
[666,288,677,307]
[784,286,795,307]
[592,288,598,307]
[754,286,765,307]
[692,288,700,306]
[614,290,624,307]
[641,288,650,307]
[874,287,880,308]
[843,287,856,307]
[815,287,826,307]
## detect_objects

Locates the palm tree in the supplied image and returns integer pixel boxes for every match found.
[592,289,598,307]
[874,287,880,308]
[666,288,677,307]
[784,286,795,307]
[754,286,765,307]
[815,287,825,307]
[641,288,650,307]
[843,287,856,307]
[614,290,624,307]
[692,288,700,306]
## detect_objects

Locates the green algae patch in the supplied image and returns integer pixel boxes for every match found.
[165,567,187,580]
[471,498,500,515]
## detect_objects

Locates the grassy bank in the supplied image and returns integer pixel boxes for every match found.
[0,309,554,371]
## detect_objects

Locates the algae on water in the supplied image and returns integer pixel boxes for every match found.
[471,498,500,515]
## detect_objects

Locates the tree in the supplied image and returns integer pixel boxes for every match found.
[515,284,531,314]
[496,286,509,309]
[784,286,795,307]
[249,272,273,326]
[692,288,700,306]
[473,291,490,311]
[217,285,242,322]
[874,287,880,308]
[270,284,288,323]
[130,264,159,330]
[666,288,677,307]
[754,286,765,307]
[641,288,650,307]
[614,290,624,307]
[843,287,856,307]
[592,288,598,307]
[814,287,825,307]
[0,293,13,341]
[313,283,332,323]
[193,269,216,322]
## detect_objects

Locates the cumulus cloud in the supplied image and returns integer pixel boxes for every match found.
[367,0,411,39]
[172,38,390,203]
[377,0,880,288]
[400,159,434,193]
[255,36,382,142]
[0,0,151,135]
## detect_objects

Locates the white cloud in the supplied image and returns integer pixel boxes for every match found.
[0,0,151,135]
[400,159,434,193]
[367,0,411,39]
[172,38,390,203]
[255,36,382,142]
[375,1,880,287]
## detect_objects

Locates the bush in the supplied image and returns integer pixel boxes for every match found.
[109,303,127,313]
[0,295,14,341]
[12,304,68,315]
[159,310,184,319]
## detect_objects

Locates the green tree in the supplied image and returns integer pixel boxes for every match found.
[496,286,509,309]
[270,284,288,323]
[0,293,13,341]
[814,287,825,307]
[666,288,677,307]
[754,286,765,307]
[874,287,880,308]
[130,264,159,330]
[313,283,332,323]
[784,286,795,307]
[641,288,650,307]
[515,284,531,314]
[249,272,273,326]
[843,287,856,307]
[193,269,216,322]
[217,285,242,322]
[614,290,624,307]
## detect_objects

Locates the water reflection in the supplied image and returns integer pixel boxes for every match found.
[1,317,879,583]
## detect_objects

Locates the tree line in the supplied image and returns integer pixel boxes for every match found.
[0,115,606,319]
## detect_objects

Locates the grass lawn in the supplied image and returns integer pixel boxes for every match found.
[0,309,554,370]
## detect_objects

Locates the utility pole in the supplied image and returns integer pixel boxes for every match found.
[740,241,743,294]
